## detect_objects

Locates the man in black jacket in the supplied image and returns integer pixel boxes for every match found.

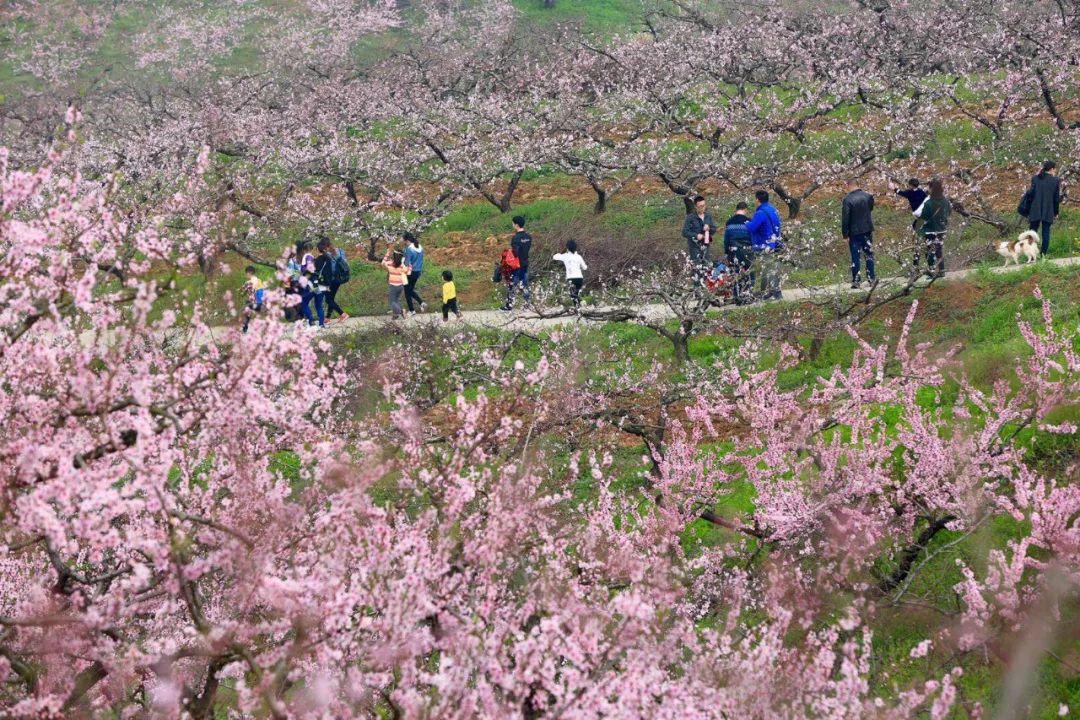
[681,195,717,284]
[842,179,876,288]
[1024,161,1061,255]
[503,215,533,311]
[894,178,927,234]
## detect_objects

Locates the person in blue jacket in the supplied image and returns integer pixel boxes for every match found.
[402,232,427,314]
[745,191,783,300]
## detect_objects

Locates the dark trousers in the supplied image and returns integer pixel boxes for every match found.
[505,267,530,309]
[687,240,710,284]
[325,283,345,317]
[242,301,263,332]
[758,248,783,298]
[568,278,584,307]
[917,233,945,275]
[389,285,404,317]
[442,298,460,320]
[1029,220,1052,255]
[849,233,876,283]
[299,289,326,326]
[284,293,299,322]
[405,271,424,312]
[727,247,754,302]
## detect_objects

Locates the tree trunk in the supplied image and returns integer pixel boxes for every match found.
[879,514,956,593]
[772,183,802,219]
[672,319,693,363]
[593,186,607,214]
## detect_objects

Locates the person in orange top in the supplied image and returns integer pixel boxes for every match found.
[383,248,411,319]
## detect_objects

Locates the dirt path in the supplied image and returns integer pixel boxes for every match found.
[205,256,1078,341]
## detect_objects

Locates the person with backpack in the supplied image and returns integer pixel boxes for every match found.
[382,247,410,319]
[295,240,326,327]
[723,201,754,304]
[912,178,950,278]
[402,232,428,315]
[842,179,876,289]
[746,191,783,300]
[315,238,349,322]
[1019,160,1061,255]
[553,239,588,309]
[502,216,532,311]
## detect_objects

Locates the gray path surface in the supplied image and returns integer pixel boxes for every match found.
[212,256,1077,340]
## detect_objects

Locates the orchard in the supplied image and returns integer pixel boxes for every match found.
[0,1,1078,717]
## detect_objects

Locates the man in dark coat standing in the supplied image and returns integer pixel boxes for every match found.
[842,178,876,289]
[1024,161,1062,255]
[682,195,717,284]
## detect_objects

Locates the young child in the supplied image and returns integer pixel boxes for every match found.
[441,270,462,321]
[552,239,588,308]
[242,265,266,333]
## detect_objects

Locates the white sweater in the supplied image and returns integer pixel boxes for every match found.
[553,251,588,279]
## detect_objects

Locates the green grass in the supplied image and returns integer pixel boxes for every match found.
[511,0,646,34]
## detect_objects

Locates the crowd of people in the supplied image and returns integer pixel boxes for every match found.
[241,162,1062,329]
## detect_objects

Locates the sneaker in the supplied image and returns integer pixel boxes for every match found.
[869,278,879,288]
[850,281,861,290]
[499,306,512,313]
[420,302,428,312]
[338,312,349,322]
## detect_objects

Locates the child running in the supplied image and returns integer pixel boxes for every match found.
[241,265,266,333]
[441,270,462,321]
[552,239,588,308]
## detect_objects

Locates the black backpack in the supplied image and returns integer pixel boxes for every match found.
[1017,178,1035,217]
[332,251,351,285]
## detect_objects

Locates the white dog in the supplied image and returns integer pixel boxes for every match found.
[996,231,1041,266]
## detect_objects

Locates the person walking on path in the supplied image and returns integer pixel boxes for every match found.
[553,239,588,309]
[681,195,717,285]
[441,270,462,321]
[842,179,876,289]
[296,240,326,327]
[383,248,411,319]
[723,202,754,304]
[284,246,303,322]
[1020,160,1061,255]
[402,232,428,315]
[241,265,266,333]
[746,191,783,300]
[503,216,533,311]
[912,178,951,278]
[315,238,349,322]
